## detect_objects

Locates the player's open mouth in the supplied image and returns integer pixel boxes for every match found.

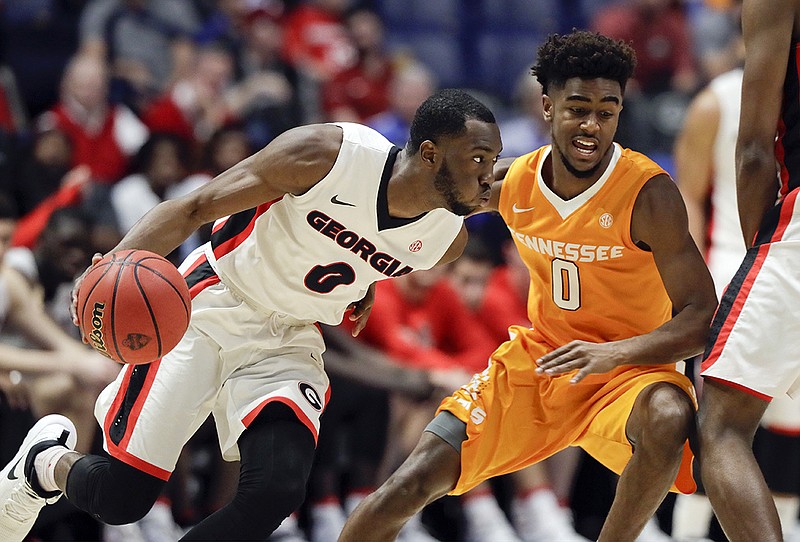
[572,138,598,156]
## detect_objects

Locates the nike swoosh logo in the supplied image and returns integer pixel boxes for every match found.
[331,195,356,207]
[7,457,21,480]
[512,203,535,213]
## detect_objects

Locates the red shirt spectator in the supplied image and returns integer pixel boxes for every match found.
[592,0,698,94]
[41,54,148,184]
[321,8,392,121]
[346,271,495,373]
[281,0,357,81]
[478,265,530,344]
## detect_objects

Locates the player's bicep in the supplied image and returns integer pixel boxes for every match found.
[632,176,716,311]
[182,124,342,225]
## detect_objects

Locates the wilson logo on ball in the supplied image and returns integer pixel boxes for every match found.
[88,302,111,359]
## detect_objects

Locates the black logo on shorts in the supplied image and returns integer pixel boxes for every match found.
[299,382,323,411]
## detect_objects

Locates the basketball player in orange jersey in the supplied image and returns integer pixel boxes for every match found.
[0,89,503,542]
[697,0,800,540]
[339,30,718,542]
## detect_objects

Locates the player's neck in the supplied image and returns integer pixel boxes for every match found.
[545,149,611,200]
[385,155,436,218]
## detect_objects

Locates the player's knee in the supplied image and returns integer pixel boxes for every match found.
[639,384,695,448]
[238,473,307,521]
[101,498,158,525]
[66,456,164,525]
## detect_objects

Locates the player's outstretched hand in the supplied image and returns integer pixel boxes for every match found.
[347,282,376,337]
[535,340,621,384]
[70,253,104,338]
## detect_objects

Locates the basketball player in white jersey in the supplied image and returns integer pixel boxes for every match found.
[0,89,503,542]
[696,0,800,539]
[676,33,800,538]
[673,61,744,542]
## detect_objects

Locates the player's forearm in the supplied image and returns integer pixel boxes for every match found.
[736,143,779,247]
[615,306,713,366]
[108,198,205,258]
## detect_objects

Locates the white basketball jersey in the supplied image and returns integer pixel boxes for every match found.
[204,123,464,325]
[707,68,747,297]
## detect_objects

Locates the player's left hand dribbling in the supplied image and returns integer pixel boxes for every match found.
[70,252,105,339]
[348,282,376,337]
[535,340,620,384]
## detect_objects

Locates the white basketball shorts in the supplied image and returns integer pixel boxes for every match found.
[94,249,329,480]
[702,188,800,401]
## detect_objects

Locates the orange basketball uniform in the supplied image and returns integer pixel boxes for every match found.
[438,144,697,495]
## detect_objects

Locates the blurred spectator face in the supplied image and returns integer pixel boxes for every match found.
[37,212,94,282]
[391,65,436,123]
[146,139,188,193]
[219,0,250,23]
[247,14,284,56]
[196,48,235,95]
[397,266,447,302]
[34,130,72,170]
[211,129,252,172]
[449,257,493,311]
[347,10,384,53]
[63,56,109,111]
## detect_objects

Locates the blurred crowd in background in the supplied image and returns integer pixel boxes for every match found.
[0,1,752,541]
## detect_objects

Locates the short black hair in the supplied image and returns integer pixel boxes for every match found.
[132,132,192,174]
[42,205,94,236]
[532,30,636,95]
[408,89,496,153]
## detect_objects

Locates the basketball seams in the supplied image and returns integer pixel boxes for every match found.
[78,249,191,365]
[110,251,138,364]
[136,259,191,319]
[132,262,164,359]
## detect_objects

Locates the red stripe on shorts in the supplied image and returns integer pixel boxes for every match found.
[702,244,771,371]
[704,376,772,402]
[103,361,172,480]
[770,188,798,243]
[242,397,320,444]
[189,275,221,299]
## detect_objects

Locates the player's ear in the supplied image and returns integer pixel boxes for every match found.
[542,95,554,122]
[419,141,437,167]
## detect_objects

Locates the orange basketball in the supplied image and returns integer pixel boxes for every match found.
[76,249,191,365]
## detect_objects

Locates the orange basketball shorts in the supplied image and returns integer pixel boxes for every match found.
[437,327,697,495]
